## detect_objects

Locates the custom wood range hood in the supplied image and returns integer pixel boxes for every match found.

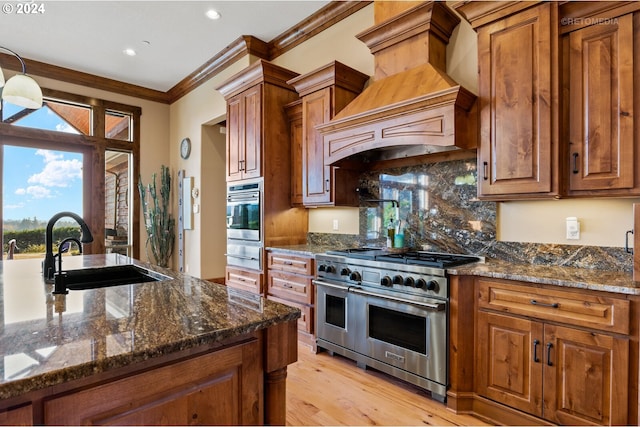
[317,1,477,165]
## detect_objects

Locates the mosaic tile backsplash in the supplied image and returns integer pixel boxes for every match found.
[308,158,632,273]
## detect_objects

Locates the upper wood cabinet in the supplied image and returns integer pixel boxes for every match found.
[287,61,369,207]
[456,2,560,199]
[565,12,637,195]
[217,60,299,182]
[285,100,303,205]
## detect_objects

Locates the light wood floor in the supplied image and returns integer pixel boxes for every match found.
[286,343,488,426]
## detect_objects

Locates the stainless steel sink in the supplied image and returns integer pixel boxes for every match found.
[56,264,171,292]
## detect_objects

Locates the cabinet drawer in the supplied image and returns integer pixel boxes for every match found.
[0,404,32,425]
[267,252,314,276]
[477,279,630,334]
[267,295,313,334]
[225,266,263,295]
[267,271,313,305]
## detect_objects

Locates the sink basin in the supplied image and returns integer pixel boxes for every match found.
[59,265,171,291]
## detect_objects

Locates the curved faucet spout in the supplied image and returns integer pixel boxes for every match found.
[43,212,94,281]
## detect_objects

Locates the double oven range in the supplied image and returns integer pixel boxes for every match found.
[226,180,262,271]
[314,248,480,402]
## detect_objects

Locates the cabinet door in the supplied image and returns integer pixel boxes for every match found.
[543,324,629,425]
[568,14,634,192]
[302,88,332,205]
[241,85,262,180]
[0,404,32,426]
[477,3,556,196]
[287,102,304,205]
[476,311,543,416]
[225,85,262,182]
[226,93,244,181]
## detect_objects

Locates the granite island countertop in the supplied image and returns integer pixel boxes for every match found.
[0,254,300,400]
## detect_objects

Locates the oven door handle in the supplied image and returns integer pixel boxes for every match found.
[225,254,259,261]
[312,279,350,292]
[350,287,445,311]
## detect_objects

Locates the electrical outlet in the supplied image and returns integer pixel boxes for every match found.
[566,217,580,240]
[332,219,339,231]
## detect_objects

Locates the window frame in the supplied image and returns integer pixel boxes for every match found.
[0,87,141,258]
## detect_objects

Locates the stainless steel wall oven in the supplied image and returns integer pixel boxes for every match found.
[226,180,262,270]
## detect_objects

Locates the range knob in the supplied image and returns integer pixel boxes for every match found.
[403,277,415,287]
[318,264,326,272]
[426,280,439,291]
[325,265,336,274]
[349,271,362,282]
[340,268,351,276]
[392,275,403,285]
[415,278,426,289]
[381,276,393,287]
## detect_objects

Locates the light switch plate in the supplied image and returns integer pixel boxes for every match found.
[566,217,580,240]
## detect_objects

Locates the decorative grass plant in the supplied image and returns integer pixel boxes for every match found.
[138,165,175,268]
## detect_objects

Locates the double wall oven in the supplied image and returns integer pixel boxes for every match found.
[314,249,480,402]
[226,180,262,270]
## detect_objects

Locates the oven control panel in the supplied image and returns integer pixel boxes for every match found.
[316,255,448,299]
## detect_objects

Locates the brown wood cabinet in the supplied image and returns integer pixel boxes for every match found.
[285,100,304,205]
[566,12,637,195]
[266,251,316,349]
[287,61,369,207]
[449,275,635,426]
[217,60,309,294]
[0,405,32,426]
[226,85,262,181]
[225,265,263,294]
[218,60,299,183]
[457,1,560,199]
[44,339,262,425]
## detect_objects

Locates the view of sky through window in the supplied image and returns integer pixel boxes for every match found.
[2,101,83,222]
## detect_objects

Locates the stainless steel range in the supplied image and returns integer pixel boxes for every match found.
[313,248,481,402]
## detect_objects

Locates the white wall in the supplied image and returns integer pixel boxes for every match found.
[168,56,251,277]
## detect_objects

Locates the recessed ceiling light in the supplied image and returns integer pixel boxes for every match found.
[123,48,137,57]
[206,9,221,20]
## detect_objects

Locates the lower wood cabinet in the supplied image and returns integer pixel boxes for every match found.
[0,404,32,426]
[477,310,628,425]
[43,339,262,425]
[225,266,263,294]
[266,251,315,349]
[448,275,637,426]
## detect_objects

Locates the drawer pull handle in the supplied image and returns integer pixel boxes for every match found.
[483,161,488,180]
[533,339,540,363]
[546,342,553,366]
[282,283,293,289]
[283,261,293,265]
[572,153,579,174]
[530,299,559,309]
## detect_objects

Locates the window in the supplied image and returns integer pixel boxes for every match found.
[0,88,141,259]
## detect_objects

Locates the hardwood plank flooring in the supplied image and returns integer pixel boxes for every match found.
[286,343,488,426]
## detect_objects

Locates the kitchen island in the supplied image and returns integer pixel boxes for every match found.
[0,254,300,425]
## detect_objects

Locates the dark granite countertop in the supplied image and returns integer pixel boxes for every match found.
[447,258,640,295]
[268,245,639,296]
[0,254,300,400]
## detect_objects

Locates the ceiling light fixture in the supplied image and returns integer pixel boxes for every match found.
[206,9,221,20]
[0,46,43,110]
[123,48,137,57]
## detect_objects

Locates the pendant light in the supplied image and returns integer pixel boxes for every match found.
[0,46,43,110]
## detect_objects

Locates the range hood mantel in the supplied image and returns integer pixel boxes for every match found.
[318,1,477,165]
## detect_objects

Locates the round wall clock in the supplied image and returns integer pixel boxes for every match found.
[180,137,191,159]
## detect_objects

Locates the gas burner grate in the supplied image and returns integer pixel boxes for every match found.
[375,251,480,268]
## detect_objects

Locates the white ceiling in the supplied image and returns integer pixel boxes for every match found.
[0,1,330,92]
